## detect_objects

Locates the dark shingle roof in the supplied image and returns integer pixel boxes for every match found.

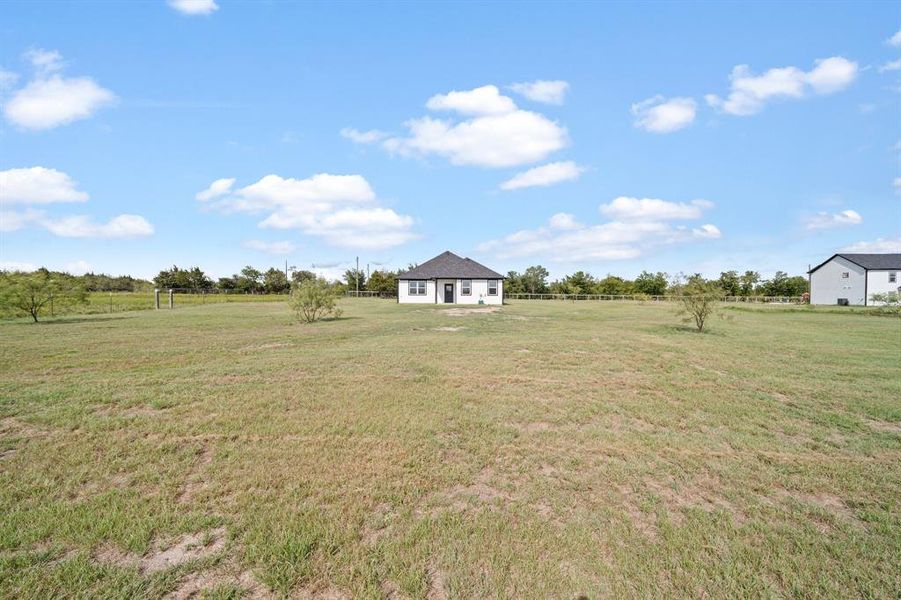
[397,251,503,279]
[809,253,901,273]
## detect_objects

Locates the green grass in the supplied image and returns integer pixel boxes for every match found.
[1,299,899,598]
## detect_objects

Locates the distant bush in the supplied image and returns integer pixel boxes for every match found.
[290,279,343,323]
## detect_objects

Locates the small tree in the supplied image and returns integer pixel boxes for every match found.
[290,278,343,323]
[0,271,87,322]
[675,280,722,332]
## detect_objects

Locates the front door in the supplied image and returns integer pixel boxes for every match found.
[444,283,454,303]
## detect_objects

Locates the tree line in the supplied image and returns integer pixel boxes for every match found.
[505,267,808,297]
[1,264,810,298]
[340,265,809,297]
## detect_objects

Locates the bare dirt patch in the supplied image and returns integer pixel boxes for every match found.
[427,564,449,600]
[0,416,50,439]
[433,326,464,332]
[178,442,215,504]
[239,342,292,352]
[440,307,500,316]
[166,562,275,599]
[775,489,860,528]
[418,467,512,516]
[619,473,745,537]
[507,421,556,433]
[95,527,227,574]
[863,419,901,434]
[360,502,397,546]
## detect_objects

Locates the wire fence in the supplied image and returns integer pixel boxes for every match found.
[344,290,397,299]
[503,293,804,303]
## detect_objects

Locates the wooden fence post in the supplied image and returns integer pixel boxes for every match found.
[154,289,160,309]
[168,289,174,309]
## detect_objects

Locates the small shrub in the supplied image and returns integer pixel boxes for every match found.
[289,278,343,323]
[675,281,722,332]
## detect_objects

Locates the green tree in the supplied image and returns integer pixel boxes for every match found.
[236,266,263,293]
[550,271,595,294]
[633,271,668,296]
[595,275,631,295]
[504,271,525,294]
[263,268,290,293]
[217,276,237,290]
[291,270,316,285]
[739,271,760,296]
[344,268,366,292]
[521,265,549,294]
[154,266,211,290]
[717,271,740,296]
[290,278,343,323]
[0,270,87,322]
[366,270,397,295]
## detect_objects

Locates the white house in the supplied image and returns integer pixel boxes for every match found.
[808,253,901,306]
[397,251,504,305]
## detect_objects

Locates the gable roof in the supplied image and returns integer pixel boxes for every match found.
[397,251,504,279]
[808,253,901,274]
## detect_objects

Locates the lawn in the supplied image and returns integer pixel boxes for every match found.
[0,299,899,598]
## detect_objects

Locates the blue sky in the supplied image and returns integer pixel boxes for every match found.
[1,0,899,281]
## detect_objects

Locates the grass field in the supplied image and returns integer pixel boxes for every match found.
[1,299,899,598]
[0,291,286,319]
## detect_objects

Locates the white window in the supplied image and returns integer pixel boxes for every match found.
[841,272,849,279]
[408,280,426,295]
[461,279,471,295]
[890,272,897,283]
[488,280,498,295]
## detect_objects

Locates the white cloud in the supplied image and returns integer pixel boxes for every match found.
[384,111,567,168]
[0,167,89,204]
[0,260,38,272]
[499,161,584,190]
[706,56,858,116]
[65,259,92,275]
[0,68,19,92]
[894,177,901,195]
[478,196,719,261]
[887,29,901,47]
[40,214,155,238]
[548,212,581,230]
[804,209,863,230]
[340,127,390,144]
[425,85,516,116]
[841,236,901,253]
[373,85,568,168]
[599,197,712,221]
[243,240,296,255]
[0,208,44,232]
[509,80,569,105]
[168,0,219,15]
[23,48,63,73]
[195,177,235,201]
[878,59,901,73]
[199,173,419,250]
[631,96,697,133]
[2,50,116,130]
